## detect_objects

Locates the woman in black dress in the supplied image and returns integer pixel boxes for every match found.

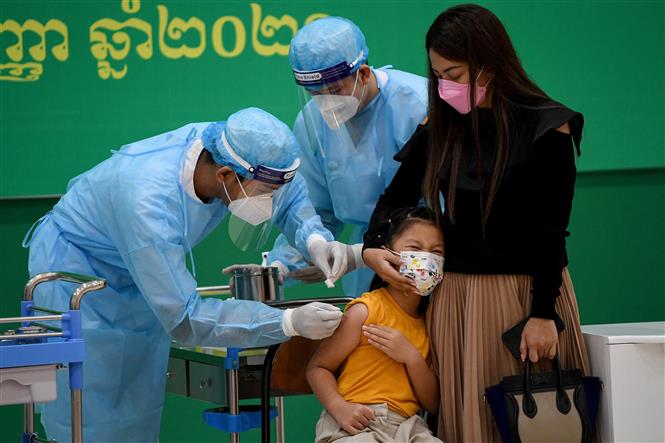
[362,5,591,441]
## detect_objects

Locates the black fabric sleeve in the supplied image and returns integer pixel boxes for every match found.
[529,130,577,319]
[531,104,584,156]
[363,124,429,249]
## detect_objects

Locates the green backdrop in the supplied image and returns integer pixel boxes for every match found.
[1,0,664,197]
[1,0,664,442]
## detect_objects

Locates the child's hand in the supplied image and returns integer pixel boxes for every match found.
[362,324,420,366]
[330,401,376,435]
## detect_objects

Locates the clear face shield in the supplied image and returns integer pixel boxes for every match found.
[293,55,369,159]
[219,132,301,252]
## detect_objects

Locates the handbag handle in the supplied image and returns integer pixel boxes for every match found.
[522,354,571,418]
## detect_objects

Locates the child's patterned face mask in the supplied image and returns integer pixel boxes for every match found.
[388,249,444,296]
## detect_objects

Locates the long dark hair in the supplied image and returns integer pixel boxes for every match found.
[424,4,549,225]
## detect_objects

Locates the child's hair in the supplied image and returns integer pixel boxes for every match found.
[383,206,438,250]
[369,206,440,314]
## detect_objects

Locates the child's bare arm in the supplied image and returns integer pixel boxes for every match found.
[362,324,440,415]
[306,303,375,435]
[404,353,439,415]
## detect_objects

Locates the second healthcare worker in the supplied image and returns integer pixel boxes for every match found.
[24,108,346,442]
[264,17,428,296]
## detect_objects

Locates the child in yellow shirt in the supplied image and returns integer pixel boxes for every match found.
[307,207,444,442]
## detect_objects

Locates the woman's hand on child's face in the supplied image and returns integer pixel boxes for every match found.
[362,248,419,296]
[362,324,420,366]
[331,401,376,435]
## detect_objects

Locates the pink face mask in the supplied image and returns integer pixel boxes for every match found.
[437,67,489,114]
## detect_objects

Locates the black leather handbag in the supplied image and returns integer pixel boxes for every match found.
[485,355,601,443]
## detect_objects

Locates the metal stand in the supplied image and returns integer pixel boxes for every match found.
[202,347,278,442]
[1,272,106,443]
[275,397,285,443]
[227,347,241,443]
[199,295,353,443]
[260,297,354,443]
[261,344,280,443]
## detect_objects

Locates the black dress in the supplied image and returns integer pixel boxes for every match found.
[362,101,592,442]
[363,101,584,320]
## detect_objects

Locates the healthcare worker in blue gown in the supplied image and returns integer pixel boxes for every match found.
[24,107,349,443]
[265,17,428,296]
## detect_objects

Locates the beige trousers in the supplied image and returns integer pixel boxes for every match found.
[315,403,443,443]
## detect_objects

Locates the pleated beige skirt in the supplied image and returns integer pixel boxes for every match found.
[426,268,591,443]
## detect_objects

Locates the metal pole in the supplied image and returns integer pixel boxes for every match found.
[24,402,34,435]
[275,396,285,443]
[0,332,62,340]
[0,314,62,324]
[70,280,107,310]
[24,272,60,301]
[71,389,82,443]
[227,367,239,443]
[264,297,354,309]
[261,344,280,443]
[23,271,107,305]
[196,285,231,297]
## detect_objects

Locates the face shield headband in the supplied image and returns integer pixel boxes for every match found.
[220,132,300,185]
[292,50,367,88]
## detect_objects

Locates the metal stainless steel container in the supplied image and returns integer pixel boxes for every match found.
[231,266,282,302]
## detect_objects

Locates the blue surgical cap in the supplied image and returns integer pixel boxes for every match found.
[202,108,299,179]
[288,17,369,76]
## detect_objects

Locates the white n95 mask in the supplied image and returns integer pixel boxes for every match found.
[223,176,273,226]
[227,195,272,226]
[312,72,366,129]
[398,250,444,296]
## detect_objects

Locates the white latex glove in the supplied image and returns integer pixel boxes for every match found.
[345,243,367,272]
[297,242,366,286]
[307,236,348,288]
[282,302,343,339]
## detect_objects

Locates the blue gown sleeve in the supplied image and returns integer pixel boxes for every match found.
[293,112,345,235]
[267,112,344,271]
[267,234,307,270]
[270,172,334,257]
[109,182,290,348]
[385,70,429,151]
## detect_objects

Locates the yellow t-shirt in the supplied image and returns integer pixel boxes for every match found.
[336,287,429,418]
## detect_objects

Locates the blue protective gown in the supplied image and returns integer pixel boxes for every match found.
[25,122,332,443]
[267,68,428,296]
